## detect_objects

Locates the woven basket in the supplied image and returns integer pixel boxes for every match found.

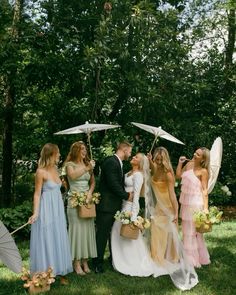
[28,283,50,294]
[120,223,139,240]
[195,222,212,233]
[77,203,96,218]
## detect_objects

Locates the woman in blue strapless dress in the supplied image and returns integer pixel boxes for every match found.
[29,143,73,284]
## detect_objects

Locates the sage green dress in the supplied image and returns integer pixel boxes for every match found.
[66,162,97,260]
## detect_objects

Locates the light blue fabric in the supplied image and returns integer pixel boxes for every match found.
[30,180,73,276]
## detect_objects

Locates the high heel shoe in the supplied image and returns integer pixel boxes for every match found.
[74,261,86,276]
[82,262,91,274]
[83,267,91,274]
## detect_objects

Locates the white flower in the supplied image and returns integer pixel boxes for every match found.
[226,191,232,196]
[123,219,130,225]
[221,185,229,193]
[60,166,66,176]
[174,182,179,187]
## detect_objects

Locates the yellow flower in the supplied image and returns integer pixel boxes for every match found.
[143,219,151,229]
[23,283,31,288]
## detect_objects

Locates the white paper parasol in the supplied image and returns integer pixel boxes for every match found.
[131,122,185,153]
[0,221,22,273]
[208,137,223,194]
[54,121,120,159]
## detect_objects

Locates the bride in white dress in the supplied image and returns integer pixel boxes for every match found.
[111,153,199,291]
[111,153,167,277]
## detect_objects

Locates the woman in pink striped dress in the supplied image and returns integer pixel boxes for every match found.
[176,147,211,268]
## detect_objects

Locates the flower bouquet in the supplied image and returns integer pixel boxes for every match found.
[69,191,100,218]
[21,267,55,294]
[193,206,223,233]
[114,211,151,240]
[133,216,151,230]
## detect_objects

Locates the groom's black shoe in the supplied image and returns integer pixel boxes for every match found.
[94,265,104,274]
[108,255,112,265]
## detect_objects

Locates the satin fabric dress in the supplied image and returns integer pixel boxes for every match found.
[151,179,179,265]
[149,176,199,290]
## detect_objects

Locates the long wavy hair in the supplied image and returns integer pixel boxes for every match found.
[38,143,59,168]
[199,147,210,172]
[64,141,90,166]
[153,147,174,175]
[135,153,149,199]
[136,152,145,171]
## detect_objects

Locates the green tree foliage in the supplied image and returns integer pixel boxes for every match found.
[0,0,235,207]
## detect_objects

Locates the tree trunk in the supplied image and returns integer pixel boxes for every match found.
[223,7,235,99]
[225,8,235,67]
[1,82,14,207]
[1,0,22,207]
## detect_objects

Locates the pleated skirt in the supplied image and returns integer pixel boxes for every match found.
[67,207,97,260]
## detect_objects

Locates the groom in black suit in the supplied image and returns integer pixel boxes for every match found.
[93,142,133,273]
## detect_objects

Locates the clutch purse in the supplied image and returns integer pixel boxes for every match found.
[120,223,139,240]
[77,203,96,218]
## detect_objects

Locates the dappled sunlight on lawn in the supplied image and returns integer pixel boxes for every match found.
[0,220,235,295]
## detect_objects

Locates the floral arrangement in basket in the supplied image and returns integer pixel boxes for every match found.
[114,211,151,229]
[69,191,101,208]
[21,267,55,294]
[114,210,151,240]
[133,216,151,230]
[193,206,223,233]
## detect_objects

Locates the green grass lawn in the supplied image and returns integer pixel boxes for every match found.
[0,220,236,295]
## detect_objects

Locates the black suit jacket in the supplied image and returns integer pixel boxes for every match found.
[97,155,129,213]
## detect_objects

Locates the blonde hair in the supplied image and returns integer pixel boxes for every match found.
[199,147,210,172]
[153,147,174,175]
[38,143,59,168]
[116,141,132,151]
[135,153,148,197]
[136,153,145,171]
[64,141,90,165]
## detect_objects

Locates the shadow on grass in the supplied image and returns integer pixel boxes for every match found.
[1,222,236,295]
[0,260,178,295]
[197,246,236,295]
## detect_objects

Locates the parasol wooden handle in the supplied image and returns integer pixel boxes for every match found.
[11,221,29,235]
[149,134,159,154]
[87,132,93,160]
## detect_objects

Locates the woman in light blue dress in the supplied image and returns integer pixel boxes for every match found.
[64,141,97,275]
[29,143,73,284]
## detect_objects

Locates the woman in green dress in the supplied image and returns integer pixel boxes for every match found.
[64,141,97,275]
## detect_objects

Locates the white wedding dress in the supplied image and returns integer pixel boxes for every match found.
[111,172,167,277]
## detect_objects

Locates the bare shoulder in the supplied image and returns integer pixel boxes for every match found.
[185,161,194,170]
[201,168,209,177]
[166,171,174,182]
[35,168,46,179]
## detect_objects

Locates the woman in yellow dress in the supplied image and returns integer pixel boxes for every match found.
[147,147,178,265]
[147,147,198,290]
